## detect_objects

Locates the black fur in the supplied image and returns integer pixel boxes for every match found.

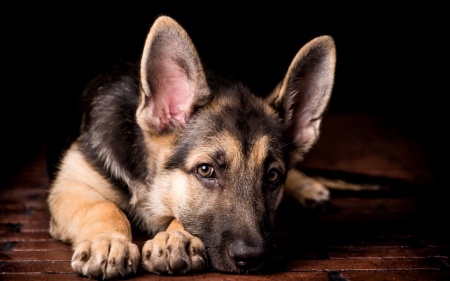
[75,62,148,196]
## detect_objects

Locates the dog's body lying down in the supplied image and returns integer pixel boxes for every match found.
[47,16,336,279]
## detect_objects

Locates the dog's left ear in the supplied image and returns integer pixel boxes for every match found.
[136,16,210,133]
[266,36,336,165]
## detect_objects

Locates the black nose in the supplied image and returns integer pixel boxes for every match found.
[228,240,265,269]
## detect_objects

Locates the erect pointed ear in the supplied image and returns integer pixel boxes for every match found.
[136,16,211,133]
[266,36,336,164]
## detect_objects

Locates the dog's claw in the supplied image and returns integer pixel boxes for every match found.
[142,230,207,274]
[71,236,139,279]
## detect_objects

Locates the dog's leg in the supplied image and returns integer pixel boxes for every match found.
[48,146,140,279]
[285,168,330,209]
[142,219,207,274]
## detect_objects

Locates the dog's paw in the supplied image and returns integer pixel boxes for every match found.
[296,180,330,209]
[286,169,330,209]
[142,230,207,274]
[71,235,140,279]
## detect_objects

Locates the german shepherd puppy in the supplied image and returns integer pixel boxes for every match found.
[47,15,336,279]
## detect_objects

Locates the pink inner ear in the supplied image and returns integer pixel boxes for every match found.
[150,62,194,131]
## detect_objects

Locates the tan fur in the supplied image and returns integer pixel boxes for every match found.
[249,136,268,169]
[48,143,140,279]
[167,219,185,231]
[143,169,190,231]
[48,143,131,243]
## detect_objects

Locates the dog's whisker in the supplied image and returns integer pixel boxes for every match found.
[275,141,295,151]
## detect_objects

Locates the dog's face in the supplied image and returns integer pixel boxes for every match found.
[166,88,288,271]
[136,16,336,273]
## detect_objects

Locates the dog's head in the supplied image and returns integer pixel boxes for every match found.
[136,16,336,273]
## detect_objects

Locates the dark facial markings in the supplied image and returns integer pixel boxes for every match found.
[166,79,290,195]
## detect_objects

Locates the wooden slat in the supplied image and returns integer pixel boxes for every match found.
[0,221,50,233]
[0,188,48,200]
[341,271,450,281]
[326,248,450,259]
[1,241,72,251]
[0,202,49,211]
[0,251,72,261]
[0,214,50,224]
[0,232,54,242]
[286,258,443,271]
[0,261,74,273]
[0,274,85,281]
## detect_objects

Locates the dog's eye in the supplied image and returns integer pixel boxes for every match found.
[196,164,214,178]
[266,168,281,183]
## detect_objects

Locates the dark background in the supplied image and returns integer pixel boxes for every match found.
[3,3,446,181]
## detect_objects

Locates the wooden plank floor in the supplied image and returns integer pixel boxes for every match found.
[1,113,449,280]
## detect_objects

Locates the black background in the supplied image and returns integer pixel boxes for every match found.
[3,3,447,180]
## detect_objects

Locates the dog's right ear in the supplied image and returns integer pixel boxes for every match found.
[136,16,210,134]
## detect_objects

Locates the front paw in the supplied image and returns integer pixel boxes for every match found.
[142,230,207,274]
[71,235,140,279]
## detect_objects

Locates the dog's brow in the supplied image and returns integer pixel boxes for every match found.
[183,131,242,169]
[248,136,269,168]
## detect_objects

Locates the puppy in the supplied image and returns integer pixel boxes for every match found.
[47,15,336,279]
